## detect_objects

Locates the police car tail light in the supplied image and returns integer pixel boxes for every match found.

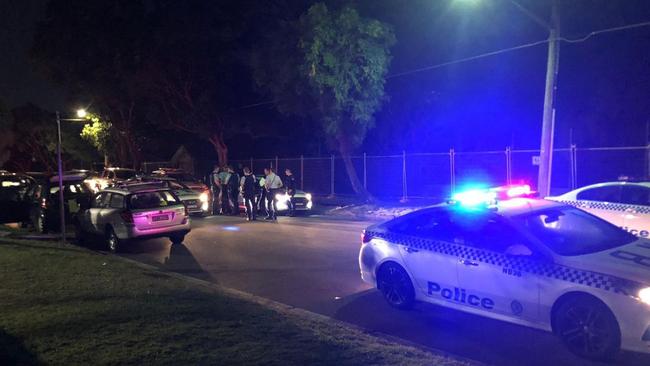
[639,287,650,305]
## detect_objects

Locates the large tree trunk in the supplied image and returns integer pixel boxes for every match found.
[337,134,373,202]
[208,133,228,167]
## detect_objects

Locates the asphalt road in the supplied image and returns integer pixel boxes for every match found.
[118,214,650,366]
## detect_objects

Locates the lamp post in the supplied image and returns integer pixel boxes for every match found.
[55,108,88,244]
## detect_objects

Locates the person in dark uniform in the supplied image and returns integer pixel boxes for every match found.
[210,165,221,215]
[219,167,232,215]
[240,167,257,221]
[256,171,267,217]
[284,168,297,217]
[227,166,240,216]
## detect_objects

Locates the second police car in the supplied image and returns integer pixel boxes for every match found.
[547,180,650,238]
[359,185,650,360]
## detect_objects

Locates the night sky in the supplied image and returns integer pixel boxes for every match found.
[2,0,650,155]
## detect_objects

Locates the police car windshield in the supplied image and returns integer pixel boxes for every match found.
[511,207,636,256]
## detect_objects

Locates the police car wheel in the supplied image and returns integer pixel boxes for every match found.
[377,262,415,310]
[555,295,620,360]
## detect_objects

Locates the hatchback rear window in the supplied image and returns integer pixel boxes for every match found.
[128,191,180,210]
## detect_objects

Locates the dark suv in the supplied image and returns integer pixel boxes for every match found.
[0,174,36,224]
[26,174,93,233]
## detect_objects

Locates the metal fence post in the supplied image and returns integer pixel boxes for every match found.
[275,156,279,171]
[570,144,577,190]
[300,155,304,190]
[250,157,254,171]
[363,152,367,189]
[330,155,335,196]
[401,150,407,202]
[449,148,456,194]
[506,146,512,184]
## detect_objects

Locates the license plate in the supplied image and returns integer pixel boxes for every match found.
[295,203,305,206]
[187,205,197,209]
[152,214,169,222]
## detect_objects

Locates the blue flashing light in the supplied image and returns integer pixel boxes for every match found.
[451,189,496,207]
[222,226,240,232]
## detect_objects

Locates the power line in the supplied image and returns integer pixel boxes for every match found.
[558,20,650,43]
[388,20,650,80]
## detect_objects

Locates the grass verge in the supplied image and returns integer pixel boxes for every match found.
[0,238,472,366]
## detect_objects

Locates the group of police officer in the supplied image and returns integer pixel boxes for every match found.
[210,165,297,221]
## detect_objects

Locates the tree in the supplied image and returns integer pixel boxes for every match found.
[251,3,395,198]
[80,112,112,166]
[0,100,14,168]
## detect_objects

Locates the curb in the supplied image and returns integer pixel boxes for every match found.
[113,253,486,366]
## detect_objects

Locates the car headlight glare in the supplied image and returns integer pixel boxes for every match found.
[639,287,650,305]
[199,192,209,203]
[305,193,312,201]
[275,193,289,201]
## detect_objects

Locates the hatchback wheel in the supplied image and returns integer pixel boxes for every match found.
[106,228,120,253]
[377,262,415,310]
[555,295,620,361]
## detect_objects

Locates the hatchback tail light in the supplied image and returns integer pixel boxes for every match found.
[120,210,134,224]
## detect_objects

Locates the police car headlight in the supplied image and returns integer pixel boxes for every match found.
[639,288,650,305]
[305,193,312,201]
[199,192,209,203]
[275,193,289,202]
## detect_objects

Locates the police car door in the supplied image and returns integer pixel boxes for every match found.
[392,210,460,303]
[455,215,541,323]
[620,184,650,238]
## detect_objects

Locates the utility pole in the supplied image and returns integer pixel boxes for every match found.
[537,0,560,197]
[56,111,66,244]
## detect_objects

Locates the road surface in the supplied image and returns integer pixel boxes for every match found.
[118,214,650,366]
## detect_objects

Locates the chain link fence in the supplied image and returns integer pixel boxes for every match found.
[147,145,650,200]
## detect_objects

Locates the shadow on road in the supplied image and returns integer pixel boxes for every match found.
[162,243,212,281]
[333,290,650,366]
[0,329,41,366]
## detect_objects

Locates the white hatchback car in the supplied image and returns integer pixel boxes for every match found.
[75,185,191,252]
[547,181,650,238]
[359,193,650,360]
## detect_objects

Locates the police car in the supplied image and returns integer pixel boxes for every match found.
[359,185,650,360]
[547,181,650,238]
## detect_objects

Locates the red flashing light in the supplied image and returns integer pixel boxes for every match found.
[506,184,531,198]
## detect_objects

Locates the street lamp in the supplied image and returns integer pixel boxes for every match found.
[457,0,559,196]
[56,108,88,244]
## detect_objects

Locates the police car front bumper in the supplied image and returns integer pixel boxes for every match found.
[604,294,650,353]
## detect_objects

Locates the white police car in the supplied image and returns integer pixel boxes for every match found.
[547,181,650,238]
[359,186,650,360]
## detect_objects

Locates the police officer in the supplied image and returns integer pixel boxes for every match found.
[284,168,297,217]
[219,166,232,215]
[257,172,267,217]
[210,165,221,215]
[228,166,240,216]
[240,167,257,221]
[264,167,283,220]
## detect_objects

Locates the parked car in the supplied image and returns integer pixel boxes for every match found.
[93,167,138,190]
[121,176,209,216]
[151,168,209,192]
[0,173,35,224]
[26,173,94,233]
[74,185,191,252]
